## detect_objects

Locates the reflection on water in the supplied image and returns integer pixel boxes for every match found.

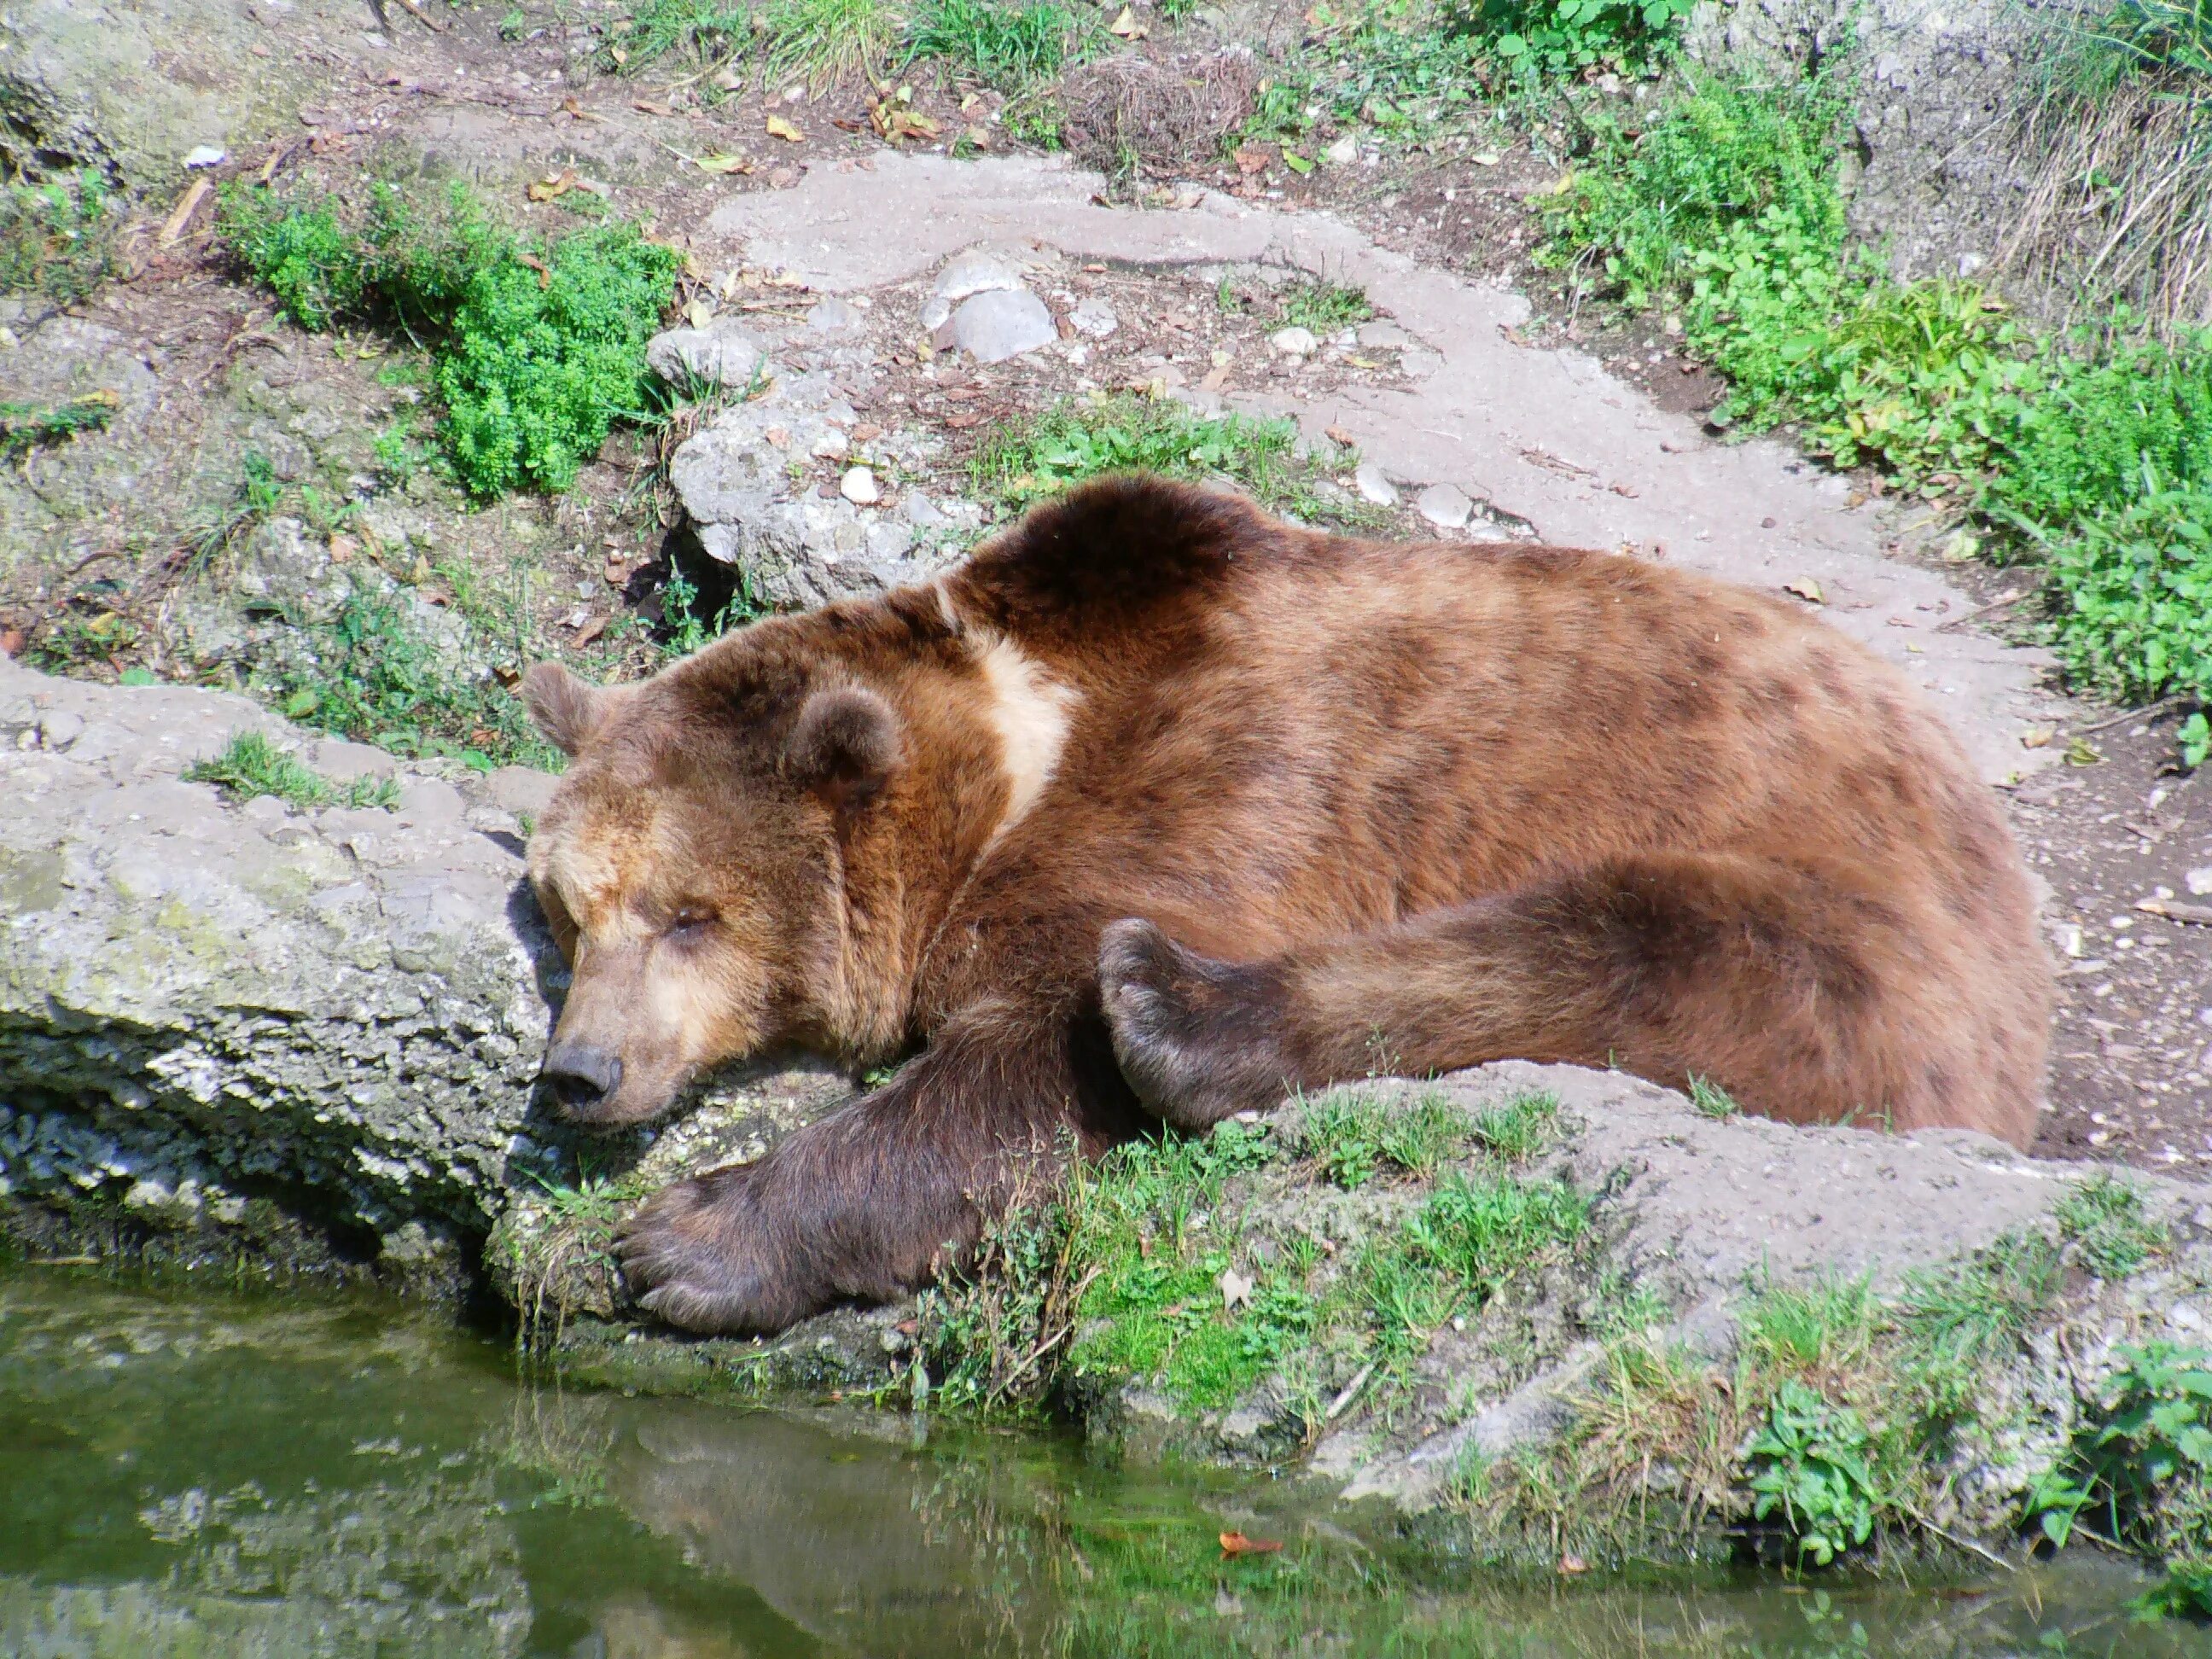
[1,1269,2206,1658]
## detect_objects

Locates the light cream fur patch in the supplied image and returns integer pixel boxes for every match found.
[974,633,1080,845]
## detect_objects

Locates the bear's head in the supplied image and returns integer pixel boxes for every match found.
[519,659,905,1126]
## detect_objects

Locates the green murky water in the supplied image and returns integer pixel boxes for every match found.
[1,1269,2205,1658]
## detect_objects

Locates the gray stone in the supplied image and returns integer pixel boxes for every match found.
[1353,461,1399,508]
[952,289,1056,364]
[1068,296,1119,338]
[311,739,397,781]
[1268,325,1318,358]
[646,320,765,387]
[1416,483,1471,530]
[0,654,562,1290]
[806,296,864,335]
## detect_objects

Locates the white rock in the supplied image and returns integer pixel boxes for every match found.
[1269,326,1318,358]
[810,429,850,460]
[183,144,227,169]
[840,465,880,506]
[952,289,1056,364]
[645,321,764,388]
[1324,136,1359,166]
[934,251,1027,303]
[1068,296,1119,338]
[1353,462,1399,508]
[2186,865,2212,897]
[1417,483,1472,530]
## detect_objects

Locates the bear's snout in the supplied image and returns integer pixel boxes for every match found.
[541,1041,624,1119]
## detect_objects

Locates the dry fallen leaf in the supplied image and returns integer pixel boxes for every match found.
[2020,728,2053,749]
[1232,143,1272,175]
[765,114,805,143]
[560,96,604,123]
[573,617,606,646]
[0,628,26,658]
[632,99,672,116]
[1218,1267,1254,1311]
[327,533,358,566]
[515,252,552,288]
[1219,1532,1283,1557]
[1782,578,1825,605]
[1109,4,1148,35]
[694,152,754,175]
[527,167,579,201]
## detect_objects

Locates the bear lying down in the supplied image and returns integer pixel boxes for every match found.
[522,474,2053,1337]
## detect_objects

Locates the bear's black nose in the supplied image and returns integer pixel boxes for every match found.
[541,1043,622,1115]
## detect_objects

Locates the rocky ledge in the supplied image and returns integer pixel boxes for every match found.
[4,656,2209,1577]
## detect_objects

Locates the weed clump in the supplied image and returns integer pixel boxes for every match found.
[219,181,680,498]
[0,393,116,460]
[184,730,402,811]
[969,393,1384,529]
[0,170,117,306]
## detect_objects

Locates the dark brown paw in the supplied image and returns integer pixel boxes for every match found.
[1097,917,1299,1131]
[616,1165,821,1336]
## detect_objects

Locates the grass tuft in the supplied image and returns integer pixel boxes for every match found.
[0,393,117,461]
[2054,1173,2171,1278]
[969,393,1387,530]
[906,0,1091,90]
[184,731,402,812]
[0,170,117,306]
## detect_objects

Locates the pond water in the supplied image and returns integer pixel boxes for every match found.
[1,1268,2204,1659]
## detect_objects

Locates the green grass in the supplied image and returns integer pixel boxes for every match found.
[219,181,680,498]
[1539,62,2212,742]
[0,393,116,460]
[1278,278,1376,333]
[1298,1090,1470,1188]
[1686,1074,1741,1120]
[969,393,1385,530]
[2054,1173,2171,1278]
[604,0,903,87]
[1467,1089,1560,1161]
[0,169,116,306]
[184,731,403,811]
[906,0,1091,90]
[257,579,558,769]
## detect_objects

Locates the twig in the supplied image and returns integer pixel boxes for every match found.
[394,0,449,31]
[1933,586,2028,632]
[2135,898,2212,928]
[1325,1361,1376,1420]
[2074,694,2188,735]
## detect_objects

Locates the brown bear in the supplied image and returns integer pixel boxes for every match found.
[521,474,2052,1336]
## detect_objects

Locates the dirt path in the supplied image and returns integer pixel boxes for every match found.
[3,3,2206,1166]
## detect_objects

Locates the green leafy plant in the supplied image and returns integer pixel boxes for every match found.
[2180,709,2210,768]
[184,730,402,811]
[220,182,680,498]
[2028,1341,2212,1615]
[1745,1378,1881,1565]
[1455,0,1696,79]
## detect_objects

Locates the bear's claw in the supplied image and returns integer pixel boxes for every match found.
[1098,917,1299,1131]
[616,1166,818,1336]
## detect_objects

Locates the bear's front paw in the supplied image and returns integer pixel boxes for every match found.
[616,1166,822,1336]
[1098,917,1300,1131]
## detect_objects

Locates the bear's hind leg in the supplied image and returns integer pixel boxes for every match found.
[1103,851,2017,1139]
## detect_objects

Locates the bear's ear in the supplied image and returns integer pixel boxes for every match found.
[788,684,903,819]
[522,662,611,756]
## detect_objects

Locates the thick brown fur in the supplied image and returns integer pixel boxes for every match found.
[522,475,2053,1336]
